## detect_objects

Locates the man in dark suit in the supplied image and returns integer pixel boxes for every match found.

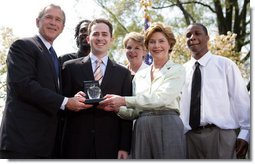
[0,4,91,159]
[59,19,91,65]
[61,18,133,159]
[57,19,92,158]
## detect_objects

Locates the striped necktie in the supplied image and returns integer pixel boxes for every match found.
[94,59,103,85]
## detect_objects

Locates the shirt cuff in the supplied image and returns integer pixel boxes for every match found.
[124,96,135,107]
[117,106,139,120]
[60,97,68,110]
[238,129,250,143]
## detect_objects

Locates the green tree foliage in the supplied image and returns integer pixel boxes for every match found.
[151,0,250,61]
[94,0,250,80]
[172,32,249,79]
[95,0,164,61]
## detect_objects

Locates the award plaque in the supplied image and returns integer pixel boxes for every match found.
[84,81,105,104]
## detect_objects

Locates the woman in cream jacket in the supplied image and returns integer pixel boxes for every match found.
[100,22,186,159]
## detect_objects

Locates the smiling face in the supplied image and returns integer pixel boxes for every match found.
[185,24,209,60]
[87,22,113,57]
[125,39,147,66]
[36,5,65,44]
[148,32,170,62]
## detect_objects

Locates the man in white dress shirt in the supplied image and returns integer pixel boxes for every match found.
[180,23,250,159]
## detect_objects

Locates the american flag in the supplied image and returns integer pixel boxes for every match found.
[142,1,153,65]
[144,53,153,65]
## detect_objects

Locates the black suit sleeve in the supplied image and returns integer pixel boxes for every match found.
[118,69,133,152]
[61,61,74,97]
[7,39,64,115]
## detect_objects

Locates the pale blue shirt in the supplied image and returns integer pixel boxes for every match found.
[89,53,108,76]
[180,51,250,142]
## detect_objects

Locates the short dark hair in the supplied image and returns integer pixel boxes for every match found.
[190,23,208,35]
[88,18,113,37]
[74,19,91,47]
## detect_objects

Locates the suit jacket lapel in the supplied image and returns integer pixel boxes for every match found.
[81,56,94,80]
[33,36,60,91]
[100,59,115,89]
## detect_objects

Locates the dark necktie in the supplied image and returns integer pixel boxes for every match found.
[189,62,201,129]
[49,46,59,77]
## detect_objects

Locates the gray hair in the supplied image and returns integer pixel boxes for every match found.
[37,4,66,25]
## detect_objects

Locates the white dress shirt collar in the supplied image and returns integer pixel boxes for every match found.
[37,34,51,50]
[190,51,212,67]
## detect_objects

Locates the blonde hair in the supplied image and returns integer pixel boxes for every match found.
[123,32,146,50]
[144,22,176,52]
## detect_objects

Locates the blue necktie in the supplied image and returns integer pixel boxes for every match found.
[49,46,59,77]
[189,62,201,129]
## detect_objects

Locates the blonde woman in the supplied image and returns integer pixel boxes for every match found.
[123,32,149,78]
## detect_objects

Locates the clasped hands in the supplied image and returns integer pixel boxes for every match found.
[73,91,125,112]
[99,94,126,112]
